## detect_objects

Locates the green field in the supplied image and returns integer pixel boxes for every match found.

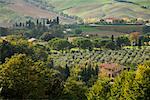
[77,24,145,37]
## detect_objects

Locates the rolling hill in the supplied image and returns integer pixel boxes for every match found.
[0,0,76,27]
[0,0,150,27]
[37,0,150,19]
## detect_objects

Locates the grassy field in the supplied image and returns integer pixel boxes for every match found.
[78,24,145,37]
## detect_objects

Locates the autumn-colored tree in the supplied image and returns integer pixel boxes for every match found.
[129,32,140,46]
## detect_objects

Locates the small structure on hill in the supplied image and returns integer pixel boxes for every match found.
[105,18,120,24]
[99,63,124,78]
[99,63,132,79]
[28,38,37,43]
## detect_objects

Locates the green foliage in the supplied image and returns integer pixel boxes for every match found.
[73,38,93,50]
[0,27,9,36]
[40,32,54,41]
[110,71,137,100]
[105,41,118,50]
[93,38,101,48]
[62,78,88,100]
[99,39,111,47]
[0,54,61,99]
[80,64,98,86]
[75,29,82,34]
[116,36,130,47]
[110,62,150,100]
[135,62,150,100]
[0,37,49,63]
[0,34,149,99]
[87,79,111,100]
[143,26,150,33]
[49,38,72,50]
[0,40,13,63]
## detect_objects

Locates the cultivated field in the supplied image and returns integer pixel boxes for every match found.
[50,46,150,68]
[79,25,145,37]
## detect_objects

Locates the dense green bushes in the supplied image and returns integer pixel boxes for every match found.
[0,35,149,99]
[0,53,149,99]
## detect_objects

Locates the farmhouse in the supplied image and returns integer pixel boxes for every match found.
[28,38,37,43]
[105,18,119,24]
[99,63,123,78]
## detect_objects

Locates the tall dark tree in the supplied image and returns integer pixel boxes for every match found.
[138,37,142,48]
[111,35,114,42]
[65,64,70,79]
[56,17,59,24]
[36,19,39,25]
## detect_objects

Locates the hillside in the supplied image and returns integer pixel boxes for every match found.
[38,0,150,19]
[0,0,76,27]
[0,0,150,27]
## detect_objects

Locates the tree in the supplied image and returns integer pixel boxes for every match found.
[116,36,130,47]
[65,64,70,79]
[87,79,111,100]
[93,38,101,48]
[138,37,142,48]
[31,44,48,61]
[0,54,62,99]
[62,78,88,100]
[111,35,114,42]
[110,71,137,100]
[99,39,111,47]
[0,40,13,63]
[104,41,117,50]
[110,62,150,100]
[75,29,82,34]
[0,27,9,36]
[143,26,150,33]
[80,63,98,86]
[40,32,54,41]
[49,38,72,50]
[129,32,140,46]
[134,62,150,100]
[73,38,93,50]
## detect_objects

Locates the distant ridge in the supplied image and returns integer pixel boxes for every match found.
[0,0,149,27]
[38,0,150,19]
